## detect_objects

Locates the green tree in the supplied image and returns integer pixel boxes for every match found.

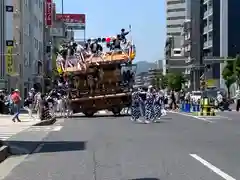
[161,75,168,89]
[151,72,168,89]
[167,72,186,91]
[222,60,236,97]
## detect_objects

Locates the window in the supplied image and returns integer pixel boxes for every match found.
[29,52,32,66]
[34,16,38,28]
[167,32,181,36]
[167,8,185,13]
[167,0,185,5]
[24,0,28,6]
[167,24,182,28]
[167,16,185,20]
[40,0,43,11]
[34,38,38,49]
[24,52,29,66]
[174,50,181,54]
[39,21,43,31]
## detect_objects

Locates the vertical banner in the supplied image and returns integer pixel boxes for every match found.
[5,40,14,75]
[45,0,52,26]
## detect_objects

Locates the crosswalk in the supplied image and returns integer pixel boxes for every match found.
[0,125,63,141]
[0,125,31,141]
[25,125,63,132]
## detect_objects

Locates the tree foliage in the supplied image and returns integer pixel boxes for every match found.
[166,72,186,91]
[222,58,236,97]
[152,72,168,89]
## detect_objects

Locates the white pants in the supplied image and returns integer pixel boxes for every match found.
[23,104,34,118]
[161,108,167,116]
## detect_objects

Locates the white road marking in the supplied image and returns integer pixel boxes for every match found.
[33,143,44,153]
[52,126,62,131]
[190,154,236,180]
[25,125,63,132]
[169,111,214,123]
[0,126,31,141]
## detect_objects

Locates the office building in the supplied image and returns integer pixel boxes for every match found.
[164,0,188,77]
[181,0,203,90]
[166,0,186,47]
[1,0,14,90]
[12,0,44,96]
[202,0,240,89]
[0,0,7,88]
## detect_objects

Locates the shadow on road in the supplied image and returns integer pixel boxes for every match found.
[3,140,86,155]
[67,114,131,119]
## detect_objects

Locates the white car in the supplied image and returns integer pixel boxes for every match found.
[190,91,202,102]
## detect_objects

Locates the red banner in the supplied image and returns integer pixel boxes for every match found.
[56,14,86,30]
[45,0,52,26]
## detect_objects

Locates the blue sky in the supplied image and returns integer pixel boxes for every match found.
[54,0,166,62]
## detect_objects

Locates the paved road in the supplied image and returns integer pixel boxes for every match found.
[0,114,40,141]
[0,112,240,179]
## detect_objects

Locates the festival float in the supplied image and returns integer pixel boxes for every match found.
[55,31,136,117]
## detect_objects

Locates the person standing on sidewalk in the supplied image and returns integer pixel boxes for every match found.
[26,88,35,118]
[233,90,240,111]
[34,91,41,119]
[11,89,21,122]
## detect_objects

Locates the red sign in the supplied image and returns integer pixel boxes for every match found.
[45,0,52,26]
[56,14,86,30]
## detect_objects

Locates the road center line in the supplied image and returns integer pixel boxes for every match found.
[190,154,236,180]
[169,111,214,123]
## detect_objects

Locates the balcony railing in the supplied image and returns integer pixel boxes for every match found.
[203,11,208,18]
[208,39,213,47]
[208,23,213,31]
[204,26,208,34]
[208,7,213,15]
[203,0,208,4]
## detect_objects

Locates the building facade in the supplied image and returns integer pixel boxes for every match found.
[12,0,44,96]
[201,0,240,89]
[2,0,14,90]
[0,0,6,88]
[166,0,186,47]
[24,0,44,92]
[181,0,203,90]
[164,0,188,78]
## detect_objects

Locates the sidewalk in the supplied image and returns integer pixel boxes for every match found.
[0,114,40,141]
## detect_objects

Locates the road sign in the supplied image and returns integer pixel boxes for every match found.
[5,46,14,75]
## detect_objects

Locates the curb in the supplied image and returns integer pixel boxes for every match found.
[0,145,9,163]
[33,117,57,126]
[0,117,57,163]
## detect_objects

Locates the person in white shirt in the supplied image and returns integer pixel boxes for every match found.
[216,91,223,109]
[233,90,240,111]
